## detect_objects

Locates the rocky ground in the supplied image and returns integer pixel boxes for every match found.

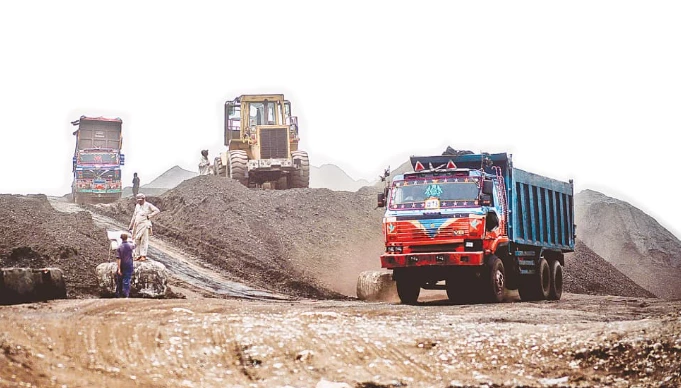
[0,295,679,388]
[1,177,680,387]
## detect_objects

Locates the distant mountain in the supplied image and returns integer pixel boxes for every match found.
[575,189,681,300]
[310,164,373,192]
[123,166,197,197]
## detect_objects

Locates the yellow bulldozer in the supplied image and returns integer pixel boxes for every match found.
[214,94,309,189]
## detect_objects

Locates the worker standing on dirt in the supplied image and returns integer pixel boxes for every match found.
[128,193,160,261]
[132,173,140,197]
[198,150,211,175]
[115,233,135,298]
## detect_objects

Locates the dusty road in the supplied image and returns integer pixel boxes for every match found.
[1,293,679,388]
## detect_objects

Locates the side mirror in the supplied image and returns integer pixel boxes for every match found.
[377,193,386,208]
[482,179,494,195]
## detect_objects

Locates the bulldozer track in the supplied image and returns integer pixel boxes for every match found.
[48,197,291,301]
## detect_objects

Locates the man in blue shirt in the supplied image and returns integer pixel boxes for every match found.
[115,233,135,298]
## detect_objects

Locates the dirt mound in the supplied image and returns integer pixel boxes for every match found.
[564,240,656,298]
[0,194,109,298]
[575,189,681,299]
[94,176,386,299]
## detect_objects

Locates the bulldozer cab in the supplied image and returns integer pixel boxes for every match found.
[225,94,297,149]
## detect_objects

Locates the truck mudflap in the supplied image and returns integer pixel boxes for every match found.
[381,251,484,268]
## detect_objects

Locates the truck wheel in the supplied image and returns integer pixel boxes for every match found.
[290,150,310,188]
[548,260,563,300]
[228,150,248,186]
[518,258,550,301]
[485,255,505,303]
[356,271,396,301]
[396,278,420,304]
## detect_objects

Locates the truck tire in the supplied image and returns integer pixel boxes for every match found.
[356,271,396,301]
[290,150,310,188]
[396,278,420,304]
[228,150,248,186]
[484,255,506,303]
[548,260,563,300]
[518,258,550,301]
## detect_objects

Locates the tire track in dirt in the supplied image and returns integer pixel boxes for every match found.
[48,197,291,301]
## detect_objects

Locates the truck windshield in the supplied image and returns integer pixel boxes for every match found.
[391,180,480,207]
[78,153,118,164]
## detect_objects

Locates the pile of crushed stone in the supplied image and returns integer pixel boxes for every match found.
[94,175,386,299]
[0,194,110,298]
[564,240,656,298]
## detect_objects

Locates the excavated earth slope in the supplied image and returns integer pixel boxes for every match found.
[0,194,109,298]
[93,175,386,300]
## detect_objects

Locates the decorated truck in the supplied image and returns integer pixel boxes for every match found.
[70,116,125,204]
[370,152,575,304]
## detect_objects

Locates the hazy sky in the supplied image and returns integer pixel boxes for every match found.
[1,1,679,237]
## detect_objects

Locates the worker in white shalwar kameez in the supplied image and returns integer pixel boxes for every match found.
[128,193,160,261]
[198,150,211,175]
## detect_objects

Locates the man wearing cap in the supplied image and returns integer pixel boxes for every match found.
[198,149,211,175]
[128,193,160,261]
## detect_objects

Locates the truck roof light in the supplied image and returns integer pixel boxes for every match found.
[446,160,457,169]
[414,161,425,171]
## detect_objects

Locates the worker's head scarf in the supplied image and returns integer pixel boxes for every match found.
[136,193,146,200]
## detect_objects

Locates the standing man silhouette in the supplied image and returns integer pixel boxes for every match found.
[132,172,140,197]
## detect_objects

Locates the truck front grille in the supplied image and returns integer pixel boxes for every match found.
[260,128,288,159]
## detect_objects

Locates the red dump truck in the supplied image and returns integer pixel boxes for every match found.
[363,152,575,304]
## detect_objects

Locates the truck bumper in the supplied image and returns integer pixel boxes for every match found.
[247,158,294,171]
[381,251,484,269]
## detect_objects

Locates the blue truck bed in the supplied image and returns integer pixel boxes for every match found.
[409,152,575,252]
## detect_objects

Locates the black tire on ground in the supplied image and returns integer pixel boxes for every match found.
[213,157,225,176]
[484,255,506,303]
[518,258,550,301]
[548,260,563,301]
[290,150,310,188]
[396,278,420,304]
[356,271,396,301]
[228,150,248,186]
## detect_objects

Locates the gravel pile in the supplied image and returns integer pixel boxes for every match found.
[564,240,657,298]
[0,194,109,298]
[94,175,386,299]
